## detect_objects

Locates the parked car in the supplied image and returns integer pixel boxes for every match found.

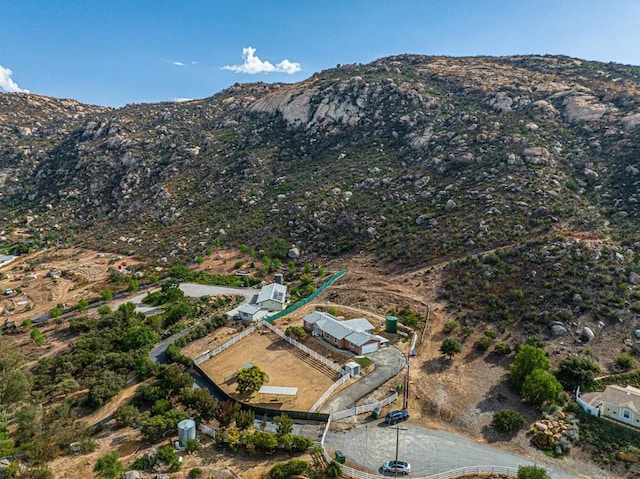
[383,460,411,475]
[385,410,409,425]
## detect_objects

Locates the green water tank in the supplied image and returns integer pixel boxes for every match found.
[385,316,398,333]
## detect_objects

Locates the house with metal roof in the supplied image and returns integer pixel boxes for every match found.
[256,283,288,311]
[302,311,382,355]
[236,303,269,323]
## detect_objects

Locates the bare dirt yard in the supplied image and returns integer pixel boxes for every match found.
[0,247,140,326]
[197,328,341,411]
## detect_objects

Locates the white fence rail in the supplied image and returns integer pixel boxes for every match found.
[194,322,262,365]
[338,464,518,479]
[320,416,517,479]
[575,386,600,417]
[309,374,351,412]
[262,321,348,376]
[330,392,399,421]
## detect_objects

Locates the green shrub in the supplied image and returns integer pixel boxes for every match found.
[443,320,459,333]
[617,352,634,370]
[492,409,526,433]
[476,336,492,352]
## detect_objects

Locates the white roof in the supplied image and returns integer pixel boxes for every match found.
[304,311,378,341]
[304,311,337,325]
[258,385,298,396]
[342,318,374,332]
[345,330,379,346]
[238,304,264,315]
[257,283,287,304]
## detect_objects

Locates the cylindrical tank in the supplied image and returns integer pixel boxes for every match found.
[274,273,284,284]
[385,316,398,334]
[177,419,196,447]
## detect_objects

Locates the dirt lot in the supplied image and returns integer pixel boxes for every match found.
[0,247,140,326]
[197,328,341,411]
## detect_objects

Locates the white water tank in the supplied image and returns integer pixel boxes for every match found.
[177,419,196,447]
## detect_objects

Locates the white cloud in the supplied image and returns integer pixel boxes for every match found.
[0,65,29,93]
[172,97,193,102]
[222,47,301,74]
[171,61,185,67]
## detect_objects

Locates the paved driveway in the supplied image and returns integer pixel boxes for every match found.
[324,420,588,479]
[143,283,259,364]
[320,346,407,413]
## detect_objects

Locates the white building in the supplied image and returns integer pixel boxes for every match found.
[237,303,268,323]
[256,283,287,311]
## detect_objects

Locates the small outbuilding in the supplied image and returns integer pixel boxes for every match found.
[344,361,361,377]
[237,303,268,322]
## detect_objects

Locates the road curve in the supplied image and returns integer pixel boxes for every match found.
[144,283,259,364]
[320,346,407,413]
[324,420,590,479]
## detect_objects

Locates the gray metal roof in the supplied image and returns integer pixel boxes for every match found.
[238,303,264,315]
[342,318,374,332]
[257,283,287,304]
[345,330,378,346]
[258,385,298,396]
[303,311,337,325]
[316,318,353,339]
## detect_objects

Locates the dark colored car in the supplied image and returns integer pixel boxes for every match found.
[385,410,409,425]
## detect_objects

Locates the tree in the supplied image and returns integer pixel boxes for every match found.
[30,327,46,347]
[157,445,181,471]
[326,460,343,479]
[186,438,200,453]
[517,464,550,479]
[77,298,89,311]
[440,337,462,359]
[285,325,306,341]
[216,400,240,427]
[273,413,294,437]
[555,355,599,390]
[509,345,550,392]
[94,451,125,479]
[0,337,32,417]
[492,409,526,434]
[522,369,564,407]
[236,365,267,395]
[114,404,139,428]
[101,289,113,301]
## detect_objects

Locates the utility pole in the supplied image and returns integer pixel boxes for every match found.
[390,425,407,478]
[362,424,368,479]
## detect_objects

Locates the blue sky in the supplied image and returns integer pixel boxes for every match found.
[1,0,639,106]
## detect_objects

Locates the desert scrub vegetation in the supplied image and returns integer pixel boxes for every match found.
[440,239,635,338]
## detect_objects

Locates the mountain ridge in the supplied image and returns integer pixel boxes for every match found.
[1,54,639,267]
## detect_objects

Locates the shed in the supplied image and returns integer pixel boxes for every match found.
[258,385,298,404]
[344,361,361,377]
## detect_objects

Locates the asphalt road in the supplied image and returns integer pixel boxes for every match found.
[143,283,259,364]
[320,346,407,413]
[324,420,587,479]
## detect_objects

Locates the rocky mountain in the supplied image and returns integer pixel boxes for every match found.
[1,54,639,269]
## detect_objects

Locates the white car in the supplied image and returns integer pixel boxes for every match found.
[382,460,411,475]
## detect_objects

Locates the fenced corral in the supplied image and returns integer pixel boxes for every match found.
[266,269,346,322]
[194,322,262,365]
[262,321,348,376]
[330,392,398,421]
